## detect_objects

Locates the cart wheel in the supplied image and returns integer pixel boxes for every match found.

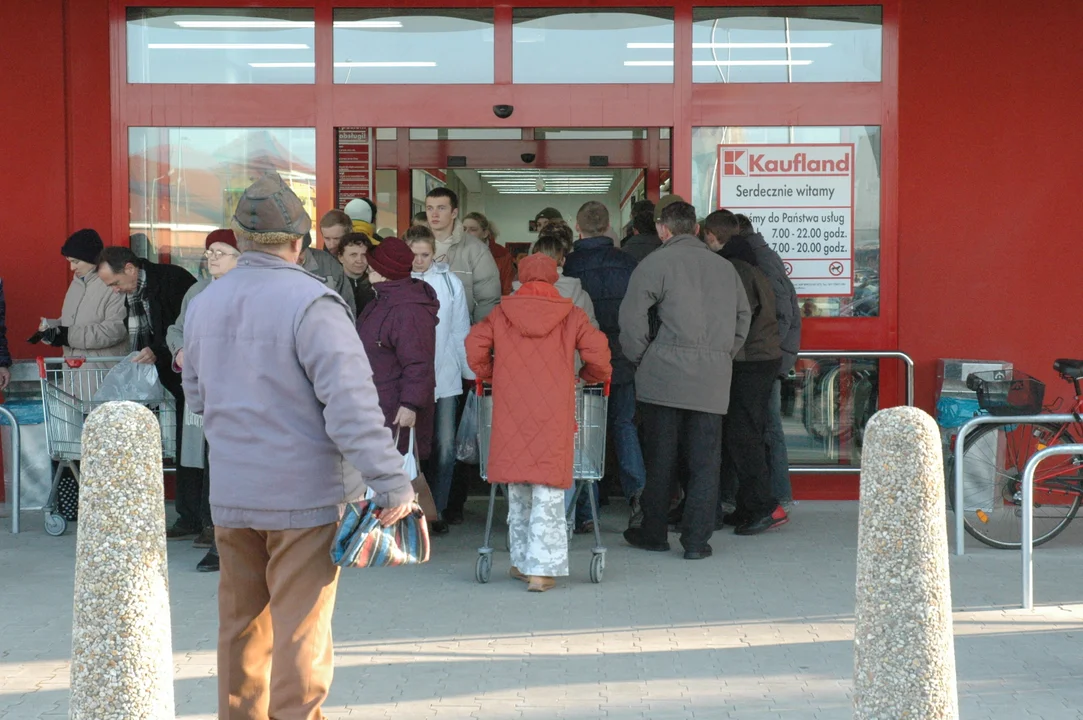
[589,553,605,584]
[475,553,492,584]
[44,513,68,537]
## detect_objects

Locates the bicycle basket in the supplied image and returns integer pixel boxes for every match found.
[966,370,1045,416]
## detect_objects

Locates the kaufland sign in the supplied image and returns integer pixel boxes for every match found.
[718,144,856,297]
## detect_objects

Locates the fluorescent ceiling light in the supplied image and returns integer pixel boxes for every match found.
[173,20,403,29]
[149,43,310,50]
[624,59,814,67]
[335,61,436,68]
[249,61,438,68]
[627,42,833,49]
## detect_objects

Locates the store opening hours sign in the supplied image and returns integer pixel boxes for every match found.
[718,143,855,296]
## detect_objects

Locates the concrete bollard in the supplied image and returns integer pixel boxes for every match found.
[70,402,175,719]
[853,406,958,720]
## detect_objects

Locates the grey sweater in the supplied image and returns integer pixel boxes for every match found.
[182,252,413,530]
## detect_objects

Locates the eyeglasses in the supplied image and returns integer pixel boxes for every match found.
[204,249,239,259]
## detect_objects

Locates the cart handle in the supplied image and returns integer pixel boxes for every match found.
[37,356,87,378]
[474,378,610,396]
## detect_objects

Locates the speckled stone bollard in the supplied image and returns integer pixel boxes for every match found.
[70,402,175,719]
[853,406,958,720]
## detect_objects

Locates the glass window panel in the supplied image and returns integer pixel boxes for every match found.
[534,128,648,140]
[410,129,523,140]
[127,8,315,84]
[692,6,881,83]
[334,9,493,84]
[514,9,673,84]
[129,127,316,276]
[692,126,881,317]
[787,358,880,468]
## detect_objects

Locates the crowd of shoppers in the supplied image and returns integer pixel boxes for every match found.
[15,169,801,716]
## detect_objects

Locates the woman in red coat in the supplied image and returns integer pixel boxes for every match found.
[356,237,439,458]
[466,253,611,592]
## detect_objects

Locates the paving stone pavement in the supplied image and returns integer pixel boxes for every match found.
[2,500,1083,719]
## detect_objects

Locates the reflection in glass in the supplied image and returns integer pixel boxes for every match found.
[514,9,673,84]
[786,358,880,467]
[692,6,882,83]
[129,128,316,276]
[127,8,315,84]
[691,125,881,317]
[334,9,493,84]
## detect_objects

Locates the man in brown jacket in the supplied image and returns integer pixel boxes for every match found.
[618,201,751,560]
[703,210,788,536]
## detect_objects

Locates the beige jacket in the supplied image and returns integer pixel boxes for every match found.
[438,222,501,324]
[51,271,128,358]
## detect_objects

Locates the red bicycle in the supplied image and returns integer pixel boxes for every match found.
[948,359,1083,549]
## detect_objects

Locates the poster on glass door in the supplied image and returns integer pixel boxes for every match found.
[717,143,855,296]
[336,127,375,210]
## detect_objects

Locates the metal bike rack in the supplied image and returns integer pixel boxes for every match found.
[1020,444,1083,610]
[951,413,1079,556]
[0,406,22,534]
[790,350,915,475]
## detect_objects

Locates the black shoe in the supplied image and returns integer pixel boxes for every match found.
[683,545,713,560]
[166,522,200,539]
[444,507,464,525]
[196,549,220,573]
[735,506,790,536]
[192,527,215,549]
[718,511,750,530]
[573,520,595,535]
[430,520,450,536]
[623,528,671,552]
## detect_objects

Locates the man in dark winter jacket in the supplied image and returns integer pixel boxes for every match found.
[621,199,662,263]
[97,246,202,537]
[734,213,802,506]
[564,201,646,529]
[704,211,788,535]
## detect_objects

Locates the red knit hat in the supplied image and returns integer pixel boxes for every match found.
[367,236,413,281]
[205,228,238,250]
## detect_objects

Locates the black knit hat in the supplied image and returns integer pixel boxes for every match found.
[61,229,104,265]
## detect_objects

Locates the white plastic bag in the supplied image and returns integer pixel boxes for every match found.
[455,390,480,465]
[92,352,166,404]
[400,427,419,481]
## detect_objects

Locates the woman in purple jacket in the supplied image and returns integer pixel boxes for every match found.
[356,237,439,458]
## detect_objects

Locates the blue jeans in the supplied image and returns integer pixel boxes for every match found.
[429,395,459,515]
[765,378,793,503]
[566,381,646,525]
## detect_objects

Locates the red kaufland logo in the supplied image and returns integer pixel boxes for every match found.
[722,150,747,176]
[748,151,851,175]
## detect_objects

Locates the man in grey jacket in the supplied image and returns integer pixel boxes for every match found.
[182,173,414,719]
[299,231,357,319]
[426,187,501,323]
[735,213,802,506]
[618,201,751,560]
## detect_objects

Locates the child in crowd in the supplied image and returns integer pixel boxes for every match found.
[465,253,611,592]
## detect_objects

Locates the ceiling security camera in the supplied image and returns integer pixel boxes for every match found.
[493,104,514,119]
[521,153,536,164]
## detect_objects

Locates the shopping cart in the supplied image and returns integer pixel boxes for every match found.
[37,356,177,536]
[475,380,610,584]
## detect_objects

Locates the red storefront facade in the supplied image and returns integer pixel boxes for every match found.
[1,1,1080,499]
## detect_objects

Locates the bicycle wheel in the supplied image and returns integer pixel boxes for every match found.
[948,422,1082,549]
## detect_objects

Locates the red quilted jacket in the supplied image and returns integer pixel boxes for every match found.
[465,254,611,489]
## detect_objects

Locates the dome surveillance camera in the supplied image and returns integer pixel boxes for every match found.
[521,153,536,164]
[492,104,514,119]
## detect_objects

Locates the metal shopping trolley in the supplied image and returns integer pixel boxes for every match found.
[37,356,177,536]
[475,380,610,584]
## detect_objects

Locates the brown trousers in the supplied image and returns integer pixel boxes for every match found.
[216,524,340,720]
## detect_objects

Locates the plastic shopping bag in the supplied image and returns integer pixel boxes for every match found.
[455,390,480,465]
[92,352,166,404]
[395,427,437,520]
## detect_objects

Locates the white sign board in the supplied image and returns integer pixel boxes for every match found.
[718,143,855,296]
